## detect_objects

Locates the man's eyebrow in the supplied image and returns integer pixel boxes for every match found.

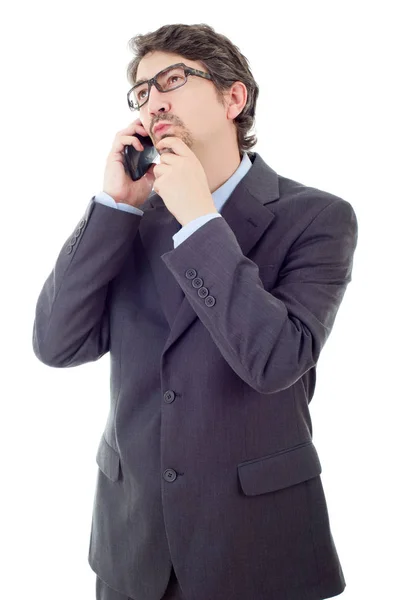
[134,68,162,86]
[134,65,172,86]
[134,75,149,86]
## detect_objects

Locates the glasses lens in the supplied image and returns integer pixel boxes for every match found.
[131,66,186,108]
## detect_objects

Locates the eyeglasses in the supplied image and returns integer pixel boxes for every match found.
[127,62,213,110]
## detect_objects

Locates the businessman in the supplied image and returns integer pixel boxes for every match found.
[32,23,358,600]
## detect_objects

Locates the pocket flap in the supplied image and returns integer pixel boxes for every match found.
[95,434,121,482]
[237,441,321,496]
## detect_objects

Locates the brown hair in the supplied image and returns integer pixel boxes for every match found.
[126,23,259,154]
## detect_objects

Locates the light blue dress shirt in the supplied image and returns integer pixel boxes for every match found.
[94,152,252,248]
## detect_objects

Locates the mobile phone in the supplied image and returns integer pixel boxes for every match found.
[123,133,158,181]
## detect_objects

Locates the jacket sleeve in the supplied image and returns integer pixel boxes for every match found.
[32,197,142,368]
[161,198,358,394]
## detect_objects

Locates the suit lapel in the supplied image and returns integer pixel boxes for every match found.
[139,152,280,352]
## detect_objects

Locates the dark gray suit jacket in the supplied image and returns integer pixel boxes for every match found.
[32,151,358,600]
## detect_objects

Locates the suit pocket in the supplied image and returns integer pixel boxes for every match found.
[95,434,121,482]
[237,441,321,496]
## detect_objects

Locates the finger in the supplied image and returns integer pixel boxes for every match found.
[159,152,175,164]
[156,136,183,154]
[120,120,148,135]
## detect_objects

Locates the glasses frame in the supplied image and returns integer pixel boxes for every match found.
[127,62,213,110]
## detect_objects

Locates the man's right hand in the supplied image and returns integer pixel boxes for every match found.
[102,118,156,207]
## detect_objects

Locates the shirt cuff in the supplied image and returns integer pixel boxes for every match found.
[173,213,222,248]
[94,191,144,216]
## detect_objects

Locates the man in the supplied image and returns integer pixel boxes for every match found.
[32,44,358,600]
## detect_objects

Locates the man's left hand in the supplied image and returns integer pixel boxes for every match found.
[154,136,218,226]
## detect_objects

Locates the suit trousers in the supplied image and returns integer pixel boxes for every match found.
[96,566,184,600]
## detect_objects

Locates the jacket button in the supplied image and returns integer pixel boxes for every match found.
[163,469,177,482]
[78,218,86,228]
[205,295,216,307]
[192,277,203,289]
[198,287,208,298]
[163,390,176,403]
[185,269,197,279]
[66,245,73,254]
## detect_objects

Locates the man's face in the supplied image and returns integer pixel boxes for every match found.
[136,51,229,152]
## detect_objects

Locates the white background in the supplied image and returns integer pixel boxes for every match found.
[1,1,399,598]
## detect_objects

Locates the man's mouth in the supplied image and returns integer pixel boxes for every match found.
[155,124,172,135]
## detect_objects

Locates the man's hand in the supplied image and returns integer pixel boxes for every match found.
[153,137,218,226]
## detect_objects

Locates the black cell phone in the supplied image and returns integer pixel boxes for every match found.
[123,133,158,181]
